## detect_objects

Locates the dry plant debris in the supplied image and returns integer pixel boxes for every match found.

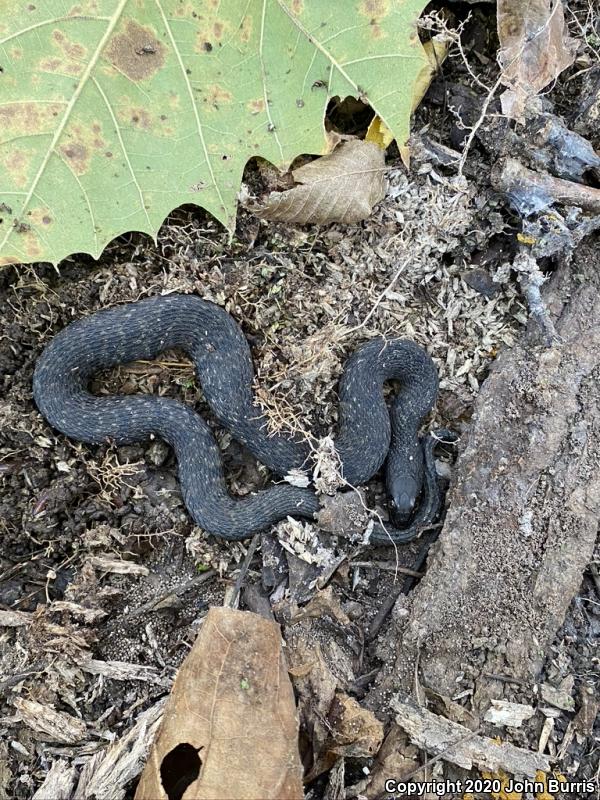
[498,0,578,119]
[245,140,387,226]
[13,698,87,745]
[392,696,551,776]
[287,632,383,782]
[134,607,303,800]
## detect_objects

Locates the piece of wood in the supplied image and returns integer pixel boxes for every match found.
[373,238,600,713]
[74,700,165,800]
[392,698,550,776]
[31,759,77,800]
[134,607,303,800]
[492,156,600,212]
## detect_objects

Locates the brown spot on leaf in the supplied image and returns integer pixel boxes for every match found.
[290,0,303,13]
[0,256,21,267]
[0,101,63,135]
[59,141,89,174]
[42,28,88,74]
[370,20,384,38]
[23,231,42,256]
[40,57,62,72]
[247,98,265,115]
[27,207,53,227]
[106,20,166,81]
[213,21,223,38]
[61,120,107,163]
[207,84,232,107]
[358,0,389,19]
[238,15,253,43]
[65,41,86,59]
[4,149,30,187]
[127,107,152,128]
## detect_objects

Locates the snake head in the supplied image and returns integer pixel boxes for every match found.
[388,474,420,525]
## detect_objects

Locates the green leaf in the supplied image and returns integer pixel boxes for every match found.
[0,0,428,266]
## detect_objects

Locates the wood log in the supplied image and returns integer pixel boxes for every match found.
[373,237,600,713]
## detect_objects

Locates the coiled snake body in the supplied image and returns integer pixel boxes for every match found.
[33,294,451,544]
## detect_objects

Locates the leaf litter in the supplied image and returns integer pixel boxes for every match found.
[2,3,600,795]
[0,158,525,796]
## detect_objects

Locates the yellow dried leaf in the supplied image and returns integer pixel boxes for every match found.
[412,37,449,113]
[366,116,395,150]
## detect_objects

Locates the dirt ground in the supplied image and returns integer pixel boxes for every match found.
[1,2,599,799]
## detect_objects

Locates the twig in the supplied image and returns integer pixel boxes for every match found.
[350,561,422,577]
[228,534,260,609]
[457,72,504,176]
[367,585,403,641]
[483,672,528,686]
[400,530,441,595]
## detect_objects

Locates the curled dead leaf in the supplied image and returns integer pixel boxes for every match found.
[247,140,387,225]
[498,0,578,120]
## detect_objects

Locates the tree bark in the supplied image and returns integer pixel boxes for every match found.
[373,237,600,713]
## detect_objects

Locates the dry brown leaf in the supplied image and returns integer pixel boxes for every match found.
[249,140,386,225]
[327,693,384,759]
[291,586,351,627]
[14,698,88,744]
[134,607,303,800]
[357,723,419,800]
[498,0,578,119]
[288,634,382,781]
[303,691,384,781]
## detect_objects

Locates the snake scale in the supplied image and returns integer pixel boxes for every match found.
[33,294,453,544]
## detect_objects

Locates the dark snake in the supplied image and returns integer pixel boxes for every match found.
[33,294,455,545]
